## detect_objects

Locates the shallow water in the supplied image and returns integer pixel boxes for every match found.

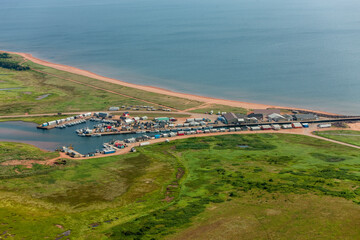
[0,121,147,154]
[1,0,360,114]
[0,88,22,91]
[36,94,51,100]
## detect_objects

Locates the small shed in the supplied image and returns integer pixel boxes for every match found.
[155,117,170,122]
[292,122,302,128]
[250,126,261,131]
[140,142,150,146]
[261,125,272,130]
[109,107,119,111]
[272,124,281,130]
[177,131,185,136]
[302,123,309,128]
[282,124,293,129]
[318,123,331,128]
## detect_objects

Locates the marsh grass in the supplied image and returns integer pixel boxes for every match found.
[1,134,360,239]
[315,130,360,147]
[0,142,59,163]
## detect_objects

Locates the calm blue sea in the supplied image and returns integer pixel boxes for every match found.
[1,0,360,114]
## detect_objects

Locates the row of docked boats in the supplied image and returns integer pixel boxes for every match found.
[76,127,101,137]
[89,118,117,124]
[55,119,87,129]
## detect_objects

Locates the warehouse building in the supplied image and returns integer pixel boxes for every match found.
[249,109,281,121]
[267,113,285,122]
[223,112,239,124]
[294,114,318,121]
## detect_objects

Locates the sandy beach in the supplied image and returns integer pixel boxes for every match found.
[4,51,341,115]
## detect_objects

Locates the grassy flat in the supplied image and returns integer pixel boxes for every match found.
[0,53,204,116]
[170,193,360,240]
[0,142,59,163]
[314,130,360,147]
[0,115,74,125]
[0,66,148,115]
[0,134,360,239]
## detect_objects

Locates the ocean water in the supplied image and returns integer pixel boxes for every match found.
[1,0,360,114]
[0,121,151,154]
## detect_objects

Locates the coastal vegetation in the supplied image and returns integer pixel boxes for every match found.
[0,141,59,163]
[0,66,159,115]
[0,53,205,116]
[0,134,360,239]
[0,60,30,71]
[0,53,29,71]
[0,115,73,124]
[0,53,10,58]
[314,130,360,147]
[0,142,59,180]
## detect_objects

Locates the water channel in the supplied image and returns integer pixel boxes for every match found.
[0,121,147,154]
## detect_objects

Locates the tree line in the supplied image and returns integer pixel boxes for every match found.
[0,53,11,58]
[0,53,30,71]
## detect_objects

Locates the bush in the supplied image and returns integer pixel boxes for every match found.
[0,59,30,71]
[0,53,10,58]
[310,153,346,162]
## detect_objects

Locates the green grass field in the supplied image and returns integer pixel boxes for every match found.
[0,53,204,116]
[189,103,248,114]
[314,130,360,147]
[0,66,149,115]
[0,115,74,125]
[0,142,59,178]
[0,142,59,163]
[1,134,360,239]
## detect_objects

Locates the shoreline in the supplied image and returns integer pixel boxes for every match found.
[3,50,341,116]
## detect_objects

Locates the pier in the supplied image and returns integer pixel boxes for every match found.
[82,117,360,137]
